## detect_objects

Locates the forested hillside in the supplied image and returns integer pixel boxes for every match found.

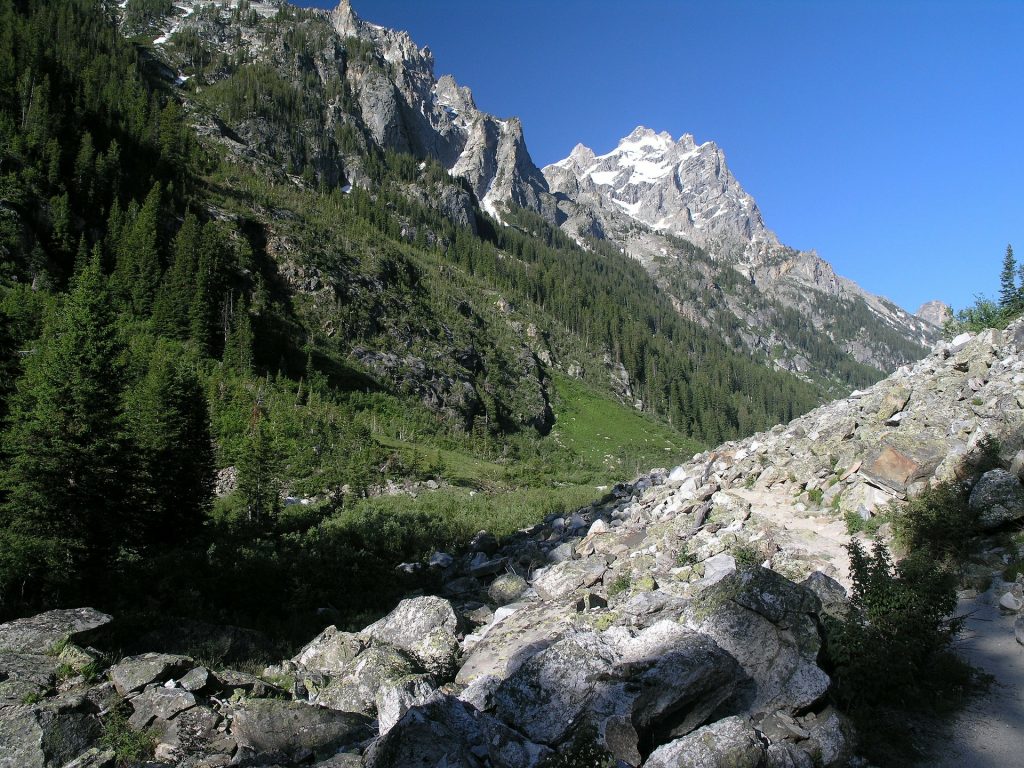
[0,0,823,639]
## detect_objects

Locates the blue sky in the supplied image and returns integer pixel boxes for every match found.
[297,1,1024,314]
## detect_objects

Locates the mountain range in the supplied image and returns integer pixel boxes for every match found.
[169,0,938,391]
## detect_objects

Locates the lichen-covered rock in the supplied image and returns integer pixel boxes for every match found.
[685,568,829,715]
[315,645,417,715]
[228,698,372,764]
[644,716,768,768]
[108,653,194,696]
[491,623,742,763]
[127,687,197,731]
[375,673,438,735]
[363,695,550,768]
[492,631,615,746]
[532,557,607,602]
[293,626,365,673]
[0,608,111,655]
[969,469,1024,529]
[456,602,574,686]
[0,695,100,768]
[0,653,61,704]
[488,573,529,605]
[801,571,848,621]
[363,596,461,678]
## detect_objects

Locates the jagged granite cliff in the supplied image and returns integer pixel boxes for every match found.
[3,319,1021,767]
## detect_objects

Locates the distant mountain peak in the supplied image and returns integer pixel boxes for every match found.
[544,125,774,258]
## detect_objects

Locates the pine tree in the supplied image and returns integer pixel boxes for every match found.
[127,344,215,553]
[998,244,1017,310]
[189,221,230,354]
[115,183,163,316]
[224,293,254,372]
[0,248,129,609]
[152,212,200,338]
[237,399,280,525]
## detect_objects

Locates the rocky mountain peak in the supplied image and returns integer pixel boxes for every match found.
[916,300,953,328]
[544,125,779,261]
[328,2,547,218]
[433,74,477,115]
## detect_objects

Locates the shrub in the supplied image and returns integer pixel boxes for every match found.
[890,481,976,562]
[843,509,888,537]
[100,704,156,764]
[607,573,631,596]
[823,540,963,713]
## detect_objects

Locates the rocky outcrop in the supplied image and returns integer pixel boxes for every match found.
[545,127,779,261]
[917,300,953,328]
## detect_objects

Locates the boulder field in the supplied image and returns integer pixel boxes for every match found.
[2,320,1023,767]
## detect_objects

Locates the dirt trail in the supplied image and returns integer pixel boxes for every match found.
[730,488,1024,766]
[930,586,1024,768]
[733,488,853,587]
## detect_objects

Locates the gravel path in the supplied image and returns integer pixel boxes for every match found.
[930,585,1024,768]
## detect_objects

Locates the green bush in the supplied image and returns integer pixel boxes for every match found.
[607,573,632,596]
[823,540,963,713]
[100,705,155,764]
[890,481,976,562]
[843,509,889,537]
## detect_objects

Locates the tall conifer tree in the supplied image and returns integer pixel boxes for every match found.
[999,244,1017,310]
[0,248,128,608]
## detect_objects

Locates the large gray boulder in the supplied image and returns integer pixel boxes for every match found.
[293,626,364,673]
[0,608,111,654]
[488,573,529,605]
[455,602,573,685]
[492,631,616,746]
[152,704,234,765]
[0,653,61,704]
[532,557,607,601]
[492,624,743,764]
[0,695,100,768]
[127,687,197,732]
[644,716,768,768]
[374,673,438,735]
[969,469,1024,529]
[684,568,829,715]
[108,653,194,696]
[363,596,461,678]
[315,645,417,715]
[363,695,550,768]
[228,698,372,764]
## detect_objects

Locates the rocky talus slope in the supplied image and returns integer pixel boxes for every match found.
[2,320,1024,767]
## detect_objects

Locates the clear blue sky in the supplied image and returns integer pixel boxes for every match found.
[297,1,1023,314]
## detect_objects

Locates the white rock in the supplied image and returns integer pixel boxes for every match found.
[998,592,1023,613]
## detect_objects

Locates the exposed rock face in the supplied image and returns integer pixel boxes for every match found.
[644,716,768,768]
[328,0,549,219]
[228,698,372,763]
[544,127,937,381]
[969,469,1024,529]
[917,299,953,328]
[545,127,779,260]
[0,608,111,655]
